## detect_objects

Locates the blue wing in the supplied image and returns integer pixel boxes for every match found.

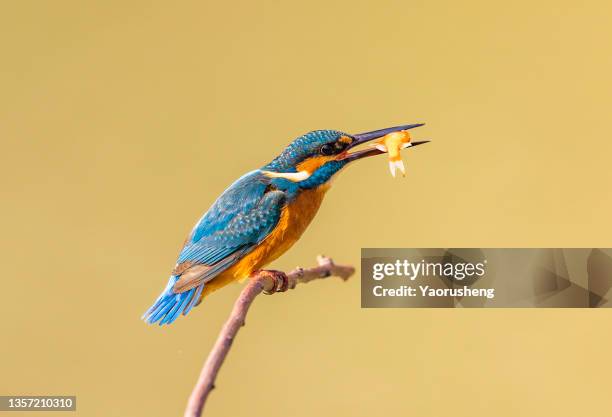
[142,170,286,325]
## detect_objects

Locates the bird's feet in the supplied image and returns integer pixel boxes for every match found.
[252,270,290,294]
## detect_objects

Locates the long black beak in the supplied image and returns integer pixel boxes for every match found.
[340,123,428,162]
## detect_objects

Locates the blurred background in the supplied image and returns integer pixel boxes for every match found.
[1,1,612,416]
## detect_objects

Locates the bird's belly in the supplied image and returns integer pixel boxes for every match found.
[202,185,330,295]
[235,185,330,275]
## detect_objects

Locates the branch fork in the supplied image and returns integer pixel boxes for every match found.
[183,255,355,417]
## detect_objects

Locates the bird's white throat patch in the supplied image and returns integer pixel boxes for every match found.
[262,170,312,182]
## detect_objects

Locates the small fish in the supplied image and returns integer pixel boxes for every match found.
[373,130,412,177]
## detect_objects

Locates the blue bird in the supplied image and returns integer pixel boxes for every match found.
[143,124,427,325]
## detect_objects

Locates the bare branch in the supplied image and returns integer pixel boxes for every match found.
[183,256,355,417]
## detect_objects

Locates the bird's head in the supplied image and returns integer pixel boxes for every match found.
[262,123,428,189]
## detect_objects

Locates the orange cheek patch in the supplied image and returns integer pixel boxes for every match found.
[296,155,335,173]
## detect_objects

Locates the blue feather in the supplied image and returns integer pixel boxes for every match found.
[142,276,205,325]
[183,284,203,316]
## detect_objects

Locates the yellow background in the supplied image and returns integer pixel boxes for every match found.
[2,1,611,416]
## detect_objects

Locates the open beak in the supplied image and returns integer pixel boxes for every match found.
[338,123,428,162]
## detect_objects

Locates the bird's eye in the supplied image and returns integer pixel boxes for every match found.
[320,144,334,156]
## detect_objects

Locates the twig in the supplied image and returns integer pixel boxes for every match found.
[183,255,355,417]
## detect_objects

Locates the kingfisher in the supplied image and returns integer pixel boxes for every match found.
[143,123,427,325]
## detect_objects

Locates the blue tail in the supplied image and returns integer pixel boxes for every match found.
[142,276,204,325]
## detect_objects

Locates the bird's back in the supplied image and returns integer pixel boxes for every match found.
[143,167,334,325]
[143,170,284,324]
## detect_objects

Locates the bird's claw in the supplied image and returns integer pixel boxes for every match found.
[256,270,290,294]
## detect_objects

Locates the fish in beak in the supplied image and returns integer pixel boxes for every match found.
[338,123,429,163]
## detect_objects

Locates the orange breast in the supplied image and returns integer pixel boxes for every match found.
[201,185,330,297]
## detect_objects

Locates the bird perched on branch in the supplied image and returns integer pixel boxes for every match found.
[143,124,428,325]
